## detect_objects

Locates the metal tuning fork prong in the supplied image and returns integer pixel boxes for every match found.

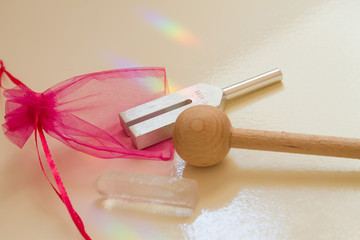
[119,68,283,149]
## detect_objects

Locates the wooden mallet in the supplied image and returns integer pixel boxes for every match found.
[173,105,360,167]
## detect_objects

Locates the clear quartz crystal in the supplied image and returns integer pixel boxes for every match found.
[94,171,199,217]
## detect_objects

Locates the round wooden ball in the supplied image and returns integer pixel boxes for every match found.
[173,105,232,167]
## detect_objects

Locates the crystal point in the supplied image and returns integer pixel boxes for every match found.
[94,172,199,217]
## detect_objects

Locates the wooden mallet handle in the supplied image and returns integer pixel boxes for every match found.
[173,105,360,167]
[231,128,360,159]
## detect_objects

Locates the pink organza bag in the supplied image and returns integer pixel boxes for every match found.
[0,60,174,239]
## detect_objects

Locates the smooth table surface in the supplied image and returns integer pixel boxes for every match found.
[1,1,360,239]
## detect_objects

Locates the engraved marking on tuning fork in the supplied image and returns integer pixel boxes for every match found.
[125,99,193,131]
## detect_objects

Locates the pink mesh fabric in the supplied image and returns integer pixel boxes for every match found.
[0,61,175,239]
[2,63,174,161]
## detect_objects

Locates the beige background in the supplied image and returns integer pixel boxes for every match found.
[1,0,360,239]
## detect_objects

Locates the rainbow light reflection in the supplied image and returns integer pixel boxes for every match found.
[89,206,173,240]
[136,7,202,48]
[104,53,182,93]
[104,52,142,69]
[138,76,169,94]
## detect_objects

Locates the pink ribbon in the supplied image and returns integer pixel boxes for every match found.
[1,61,91,239]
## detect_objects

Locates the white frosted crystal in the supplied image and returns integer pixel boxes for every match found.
[94,171,199,217]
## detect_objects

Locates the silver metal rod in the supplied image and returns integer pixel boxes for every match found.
[222,68,282,100]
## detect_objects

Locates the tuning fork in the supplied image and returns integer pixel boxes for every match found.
[119,69,282,149]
